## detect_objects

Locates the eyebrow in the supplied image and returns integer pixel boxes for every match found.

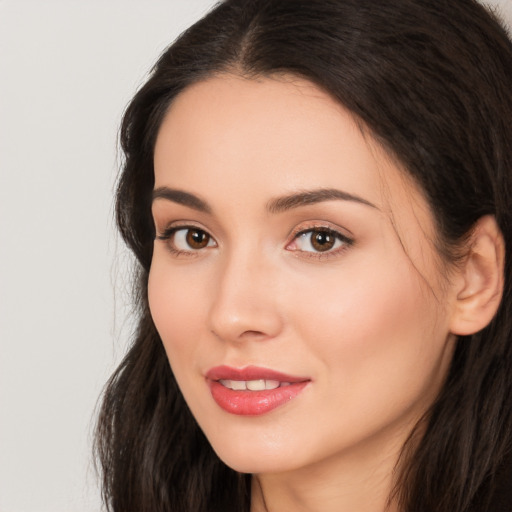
[152,187,212,213]
[266,188,377,213]
[152,186,376,214]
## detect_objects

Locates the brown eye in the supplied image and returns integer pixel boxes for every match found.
[310,229,336,252]
[160,227,216,253]
[289,227,351,255]
[184,229,211,249]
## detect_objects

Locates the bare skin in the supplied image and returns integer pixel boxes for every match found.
[149,74,503,512]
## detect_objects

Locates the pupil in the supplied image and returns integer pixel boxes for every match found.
[312,230,334,251]
[187,229,208,248]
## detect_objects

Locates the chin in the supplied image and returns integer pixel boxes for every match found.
[204,428,307,475]
[214,449,295,475]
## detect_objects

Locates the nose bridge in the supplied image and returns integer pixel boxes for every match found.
[208,243,282,342]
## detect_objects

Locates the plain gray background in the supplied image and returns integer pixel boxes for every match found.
[1,1,511,511]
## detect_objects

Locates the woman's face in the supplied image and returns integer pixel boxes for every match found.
[149,75,458,475]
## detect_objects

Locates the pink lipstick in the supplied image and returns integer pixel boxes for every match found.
[206,365,309,416]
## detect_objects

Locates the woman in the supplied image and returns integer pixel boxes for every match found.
[95,0,512,511]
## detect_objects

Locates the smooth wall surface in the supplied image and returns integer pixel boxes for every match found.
[0,2,217,511]
[1,1,511,511]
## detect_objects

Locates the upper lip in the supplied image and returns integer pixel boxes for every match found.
[206,365,309,383]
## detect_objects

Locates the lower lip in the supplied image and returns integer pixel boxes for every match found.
[208,380,309,416]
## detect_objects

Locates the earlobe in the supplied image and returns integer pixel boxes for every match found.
[450,215,505,336]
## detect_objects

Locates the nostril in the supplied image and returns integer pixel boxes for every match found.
[242,330,266,337]
[210,328,269,342]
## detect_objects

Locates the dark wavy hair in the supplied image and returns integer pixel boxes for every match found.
[95,1,512,511]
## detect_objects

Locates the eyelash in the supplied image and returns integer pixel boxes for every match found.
[287,225,354,259]
[156,224,354,260]
[156,225,216,257]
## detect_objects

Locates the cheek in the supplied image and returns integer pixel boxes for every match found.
[289,252,451,412]
[147,259,207,365]
[292,255,426,343]
[147,257,219,423]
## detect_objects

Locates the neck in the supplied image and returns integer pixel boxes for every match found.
[250,428,409,512]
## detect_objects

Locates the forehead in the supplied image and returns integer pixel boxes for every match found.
[156,75,380,197]
[153,74,434,242]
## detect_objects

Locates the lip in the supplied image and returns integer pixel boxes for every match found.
[206,365,310,416]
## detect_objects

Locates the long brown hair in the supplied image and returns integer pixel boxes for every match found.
[95,1,512,510]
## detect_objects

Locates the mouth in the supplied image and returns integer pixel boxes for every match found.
[218,379,291,391]
[206,365,310,416]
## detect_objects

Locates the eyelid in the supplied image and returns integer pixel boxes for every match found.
[156,220,211,239]
[155,222,217,256]
[154,220,353,259]
[286,222,354,259]
[288,220,353,241]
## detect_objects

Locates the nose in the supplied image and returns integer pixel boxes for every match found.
[207,249,284,343]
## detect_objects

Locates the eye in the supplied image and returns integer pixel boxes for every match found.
[287,227,352,254]
[174,228,214,250]
[157,226,217,254]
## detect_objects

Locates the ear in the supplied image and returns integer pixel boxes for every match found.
[450,215,505,336]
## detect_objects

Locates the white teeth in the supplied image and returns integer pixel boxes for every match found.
[219,379,246,390]
[230,380,247,391]
[218,379,284,391]
[247,379,265,391]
